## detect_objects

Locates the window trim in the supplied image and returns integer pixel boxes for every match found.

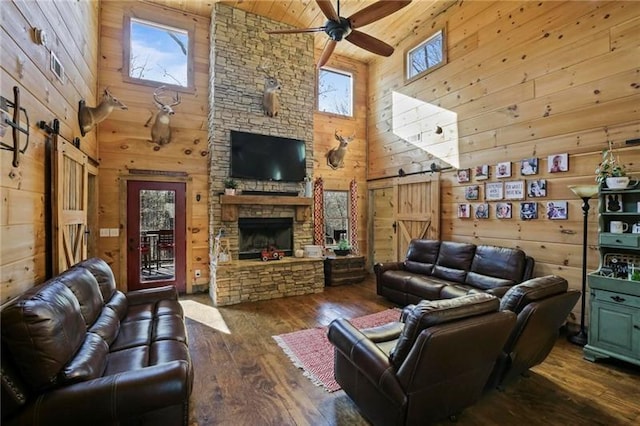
[404,27,447,84]
[316,66,354,118]
[122,8,196,92]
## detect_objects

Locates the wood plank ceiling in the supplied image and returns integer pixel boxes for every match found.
[142,0,457,63]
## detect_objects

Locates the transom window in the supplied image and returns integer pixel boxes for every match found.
[406,28,446,82]
[318,68,353,117]
[124,15,193,89]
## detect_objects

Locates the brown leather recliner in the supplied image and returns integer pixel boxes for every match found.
[486,275,581,389]
[327,293,516,425]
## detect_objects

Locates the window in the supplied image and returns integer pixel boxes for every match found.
[406,28,446,82]
[324,191,349,245]
[317,68,353,117]
[124,14,194,89]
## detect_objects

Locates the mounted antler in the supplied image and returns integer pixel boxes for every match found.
[145,86,181,146]
[327,129,356,169]
[78,88,127,136]
[257,64,282,117]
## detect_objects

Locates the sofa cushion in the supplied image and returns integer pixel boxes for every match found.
[78,257,119,303]
[432,241,475,283]
[500,275,569,313]
[59,267,104,327]
[1,281,86,391]
[390,293,499,366]
[439,283,483,299]
[106,290,129,320]
[110,319,153,351]
[89,307,121,345]
[59,333,109,385]
[465,245,527,289]
[404,240,441,275]
[405,276,446,300]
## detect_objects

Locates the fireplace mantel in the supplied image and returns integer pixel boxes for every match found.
[220,195,312,222]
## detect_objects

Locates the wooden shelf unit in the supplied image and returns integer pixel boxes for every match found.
[219,195,312,222]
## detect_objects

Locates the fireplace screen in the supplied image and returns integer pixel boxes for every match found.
[238,217,293,259]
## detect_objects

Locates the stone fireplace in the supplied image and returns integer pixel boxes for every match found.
[238,217,293,259]
[208,4,319,306]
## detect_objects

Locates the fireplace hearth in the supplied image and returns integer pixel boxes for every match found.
[238,217,293,259]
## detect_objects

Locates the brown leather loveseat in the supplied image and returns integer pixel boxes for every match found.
[1,258,193,426]
[375,239,535,305]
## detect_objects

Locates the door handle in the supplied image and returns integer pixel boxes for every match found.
[611,296,626,303]
[392,222,397,234]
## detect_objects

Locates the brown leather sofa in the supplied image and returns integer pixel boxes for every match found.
[374,239,535,305]
[1,258,193,426]
[327,293,516,425]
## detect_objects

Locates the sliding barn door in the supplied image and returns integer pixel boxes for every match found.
[396,176,440,257]
[369,174,440,264]
[53,136,88,274]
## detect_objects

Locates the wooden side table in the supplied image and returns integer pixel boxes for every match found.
[324,255,366,286]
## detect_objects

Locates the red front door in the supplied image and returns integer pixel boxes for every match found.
[126,181,186,292]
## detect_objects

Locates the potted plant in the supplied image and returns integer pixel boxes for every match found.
[224,178,238,195]
[595,141,629,189]
[334,238,351,256]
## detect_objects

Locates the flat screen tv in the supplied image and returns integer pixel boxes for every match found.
[230,130,307,182]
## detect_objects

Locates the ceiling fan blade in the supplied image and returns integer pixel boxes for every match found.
[267,27,326,34]
[345,30,394,56]
[348,0,412,29]
[316,0,339,21]
[317,39,338,69]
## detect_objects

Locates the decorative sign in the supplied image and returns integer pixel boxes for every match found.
[485,182,504,201]
[505,180,525,200]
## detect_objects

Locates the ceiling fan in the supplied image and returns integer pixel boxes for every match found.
[267,0,412,68]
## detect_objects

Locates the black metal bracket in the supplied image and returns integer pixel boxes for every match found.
[38,118,60,135]
[0,86,30,167]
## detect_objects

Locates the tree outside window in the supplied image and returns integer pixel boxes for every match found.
[318,68,353,117]
[324,191,349,245]
[125,15,193,89]
[406,28,446,81]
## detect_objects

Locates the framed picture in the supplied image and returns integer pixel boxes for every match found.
[520,202,538,220]
[465,185,480,200]
[547,201,568,219]
[504,181,525,200]
[485,182,503,201]
[495,162,511,178]
[520,158,538,175]
[457,168,471,183]
[458,203,471,218]
[475,203,489,219]
[605,193,623,212]
[548,153,568,173]
[496,202,512,219]
[527,179,547,198]
[474,165,489,181]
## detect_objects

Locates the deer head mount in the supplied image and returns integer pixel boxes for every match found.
[327,130,355,170]
[257,64,281,117]
[145,86,181,146]
[78,88,127,136]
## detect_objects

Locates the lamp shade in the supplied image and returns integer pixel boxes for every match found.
[568,184,599,199]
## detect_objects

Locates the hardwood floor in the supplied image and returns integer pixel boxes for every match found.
[184,276,640,426]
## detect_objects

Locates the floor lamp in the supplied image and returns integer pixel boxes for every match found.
[567,184,600,346]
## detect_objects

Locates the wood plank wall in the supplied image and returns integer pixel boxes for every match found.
[1,0,99,304]
[97,1,210,293]
[367,0,640,322]
[313,51,369,258]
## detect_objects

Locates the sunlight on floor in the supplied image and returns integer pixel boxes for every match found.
[392,91,460,169]
[180,299,231,334]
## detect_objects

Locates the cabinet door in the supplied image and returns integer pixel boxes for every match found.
[590,300,636,357]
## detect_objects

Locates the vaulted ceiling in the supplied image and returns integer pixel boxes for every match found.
[143,0,457,63]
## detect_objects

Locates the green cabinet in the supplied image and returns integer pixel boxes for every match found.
[584,187,640,366]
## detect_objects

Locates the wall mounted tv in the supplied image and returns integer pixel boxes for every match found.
[230,130,307,182]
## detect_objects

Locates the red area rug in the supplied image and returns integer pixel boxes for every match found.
[273,308,401,392]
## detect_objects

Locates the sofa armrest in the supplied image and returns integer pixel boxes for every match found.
[327,319,405,403]
[8,361,191,425]
[373,261,404,277]
[126,285,178,305]
[485,286,513,298]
